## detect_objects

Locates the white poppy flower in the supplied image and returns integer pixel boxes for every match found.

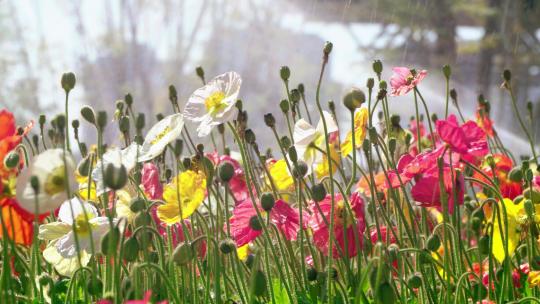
[16,148,77,215]
[39,197,116,276]
[292,110,338,171]
[92,142,141,195]
[138,113,184,162]
[183,71,242,137]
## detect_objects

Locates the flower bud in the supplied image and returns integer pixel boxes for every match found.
[119,116,130,134]
[3,151,19,169]
[328,100,336,113]
[293,161,308,178]
[61,72,76,92]
[104,163,128,190]
[508,166,523,182]
[55,114,66,130]
[407,273,422,289]
[426,234,441,252]
[290,89,301,103]
[173,140,183,158]
[450,89,457,104]
[297,83,305,94]
[130,197,146,213]
[323,41,333,55]
[373,60,383,75]
[172,242,195,266]
[249,216,263,231]
[279,99,289,113]
[101,227,120,255]
[72,119,80,130]
[80,106,96,125]
[390,114,400,127]
[124,93,133,107]
[280,136,291,149]
[264,113,275,128]
[311,183,327,202]
[362,138,371,153]
[442,65,451,79]
[524,189,540,204]
[219,239,236,254]
[245,129,256,144]
[280,66,290,81]
[156,113,164,121]
[123,237,140,262]
[343,88,366,111]
[39,114,46,127]
[195,66,205,80]
[306,267,318,281]
[77,157,91,176]
[379,80,387,90]
[87,277,103,296]
[288,146,298,163]
[96,111,108,130]
[260,193,275,211]
[367,78,375,90]
[525,199,535,219]
[218,161,235,182]
[368,127,378,144]
[136,113,145,131]
[388,137,397,155]
[527,101,533,113]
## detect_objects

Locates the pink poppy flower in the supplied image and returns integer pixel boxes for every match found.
[229,199,303,246]
[411,166,464,213]
[390,67,427,96]
[308,192,366,258]
[141,162,163,200]
[435,115,488,164]
[207,152,249,204]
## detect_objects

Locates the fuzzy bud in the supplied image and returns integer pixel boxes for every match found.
[292,161,308,178]
[3,151,19,169]
[218,161,235,182]
[61,72,76,92]
[442,65,451,79]
[123,237,140,262]
[311,183,326,202]
[343,88,366,111]
[104,163,128,190]
[323,41,333,55]
[80,106,96,125]
[260,193,275,211]
[288,146,298,163]
[372,60,383,75]
[279,99,289,113]
[264,113,275,128]
[219,239,236,254]
[172,242,195,266]
[280,66,290,81]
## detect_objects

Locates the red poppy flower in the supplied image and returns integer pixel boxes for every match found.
[308,192,366,258]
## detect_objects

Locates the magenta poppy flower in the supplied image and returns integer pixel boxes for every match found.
[141,162,163,200]
[308,192,366,258]
[411,166,464,213]
[435,115,488,164]
[409,119,426,142]
[390,67,427,96]
[207,152,249,204]
[369,225,397,245]
[229,199,303,246]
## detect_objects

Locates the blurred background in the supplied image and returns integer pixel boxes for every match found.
[1,0,539,153]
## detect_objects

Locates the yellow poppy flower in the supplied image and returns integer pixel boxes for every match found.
[237,244,250,261]
[268,159,294,191]
[314,143,340,180]
[157,170,206,225]
[340,107,368,156]
[77,175,96,201]
[529,271,540,287]
[489,198,540,263]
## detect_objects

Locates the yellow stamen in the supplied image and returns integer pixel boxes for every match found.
[204,91,227,116]
[44,166,66,196]
[151,126,172,145]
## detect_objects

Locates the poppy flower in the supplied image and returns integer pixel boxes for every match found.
[183,72,242,137]
[435,114,488,164]
[267,159,294,192]
[141,162,163,200]
[341,107,368,156]
[139,113,184,162]
[390,67,427,96]
[229,199,303,246]
[308,192,366,258]
[16,148,77,215]
[411,166,464,213]
[157,170,207,225]
[39,197,118,276]
[473,154,521,200]
[293,111,339,179]
[92,143,141,195]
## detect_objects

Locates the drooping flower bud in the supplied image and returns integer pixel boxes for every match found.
[218,161,235,182]
[3,151,19,169]
[172,242,195,266]
[129,197,146,213]
[219,239,236,254]
[123,237,140,262]
[426,234,441,252]
[260,193,275,211]
[343,88,366,111]
[292,161,308,178]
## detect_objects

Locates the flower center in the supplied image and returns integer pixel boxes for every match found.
[335,200,354,228]
[204,91,227,116]
[74,213,95,236]
[44,166,66,196]
[151,126,172,145]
